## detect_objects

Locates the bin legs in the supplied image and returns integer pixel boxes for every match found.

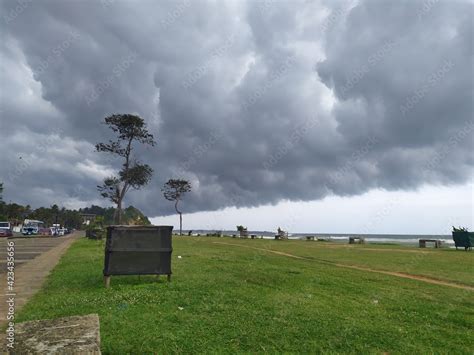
[104,276,111,288]
[167,274,171,282]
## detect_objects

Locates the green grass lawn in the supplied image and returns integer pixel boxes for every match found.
[228,238,474,286]
[16,237,474,354]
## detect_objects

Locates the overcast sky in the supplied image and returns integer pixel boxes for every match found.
[1,0,472,234]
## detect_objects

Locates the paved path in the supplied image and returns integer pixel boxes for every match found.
[0,232,82,333]
[0,237,72,274]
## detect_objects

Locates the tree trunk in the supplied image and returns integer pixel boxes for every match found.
[175,200,182,236]
[113,209,118,225]
[116,199,122,225]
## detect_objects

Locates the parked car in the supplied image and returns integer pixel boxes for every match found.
[0,228,13,237]
[0,222,13,237]
[38,227,52,235]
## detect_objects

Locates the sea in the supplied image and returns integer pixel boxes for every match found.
[184,230,454,246]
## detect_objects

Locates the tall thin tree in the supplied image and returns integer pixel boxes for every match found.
[96,114,155,224]
[162,179,191,235]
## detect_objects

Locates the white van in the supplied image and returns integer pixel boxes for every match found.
[0,221,11,230]
[22,220,44,235]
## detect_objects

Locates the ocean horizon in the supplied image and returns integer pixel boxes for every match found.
[181,230,454,245]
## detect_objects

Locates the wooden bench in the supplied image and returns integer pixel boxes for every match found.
[419,239,442,248]
[349,237,365,244]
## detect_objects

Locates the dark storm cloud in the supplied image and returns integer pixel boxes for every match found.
[317,0,473,190]
[0,0,472,216]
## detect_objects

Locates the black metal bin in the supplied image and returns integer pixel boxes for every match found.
[103,225,173,287]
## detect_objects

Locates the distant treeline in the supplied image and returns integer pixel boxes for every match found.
[0,202,151,229]
[81,205,151,227]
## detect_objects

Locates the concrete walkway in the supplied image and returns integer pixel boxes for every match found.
[0,232,82,333]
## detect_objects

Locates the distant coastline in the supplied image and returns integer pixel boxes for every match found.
[182,230,453,245]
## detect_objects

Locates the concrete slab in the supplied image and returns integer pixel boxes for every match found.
[12,314,101,354]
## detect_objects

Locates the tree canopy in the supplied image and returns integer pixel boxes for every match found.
[162,179,192,203]
[96,114,155,224]
[162,179,192,235]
